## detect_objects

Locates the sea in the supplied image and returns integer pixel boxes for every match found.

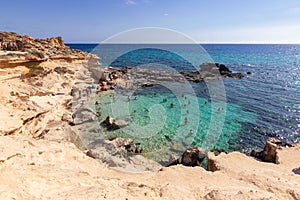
[67,43,300,162]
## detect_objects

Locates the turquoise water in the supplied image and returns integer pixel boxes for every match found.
[68,44,300,163]
[95,83,256,163]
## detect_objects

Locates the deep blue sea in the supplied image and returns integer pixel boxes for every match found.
[67,43,300,159]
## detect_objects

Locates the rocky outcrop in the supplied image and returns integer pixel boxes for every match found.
[199,62,245,79]
[0,31,89,68]
[181,147,206,167]
[86,138,157,172]
[250,137,293,163]
[118,63,246,88]
[168,147,206,167]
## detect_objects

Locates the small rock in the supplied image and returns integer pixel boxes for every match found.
[105,116,115,126]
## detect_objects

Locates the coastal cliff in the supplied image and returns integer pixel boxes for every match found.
[0,31,300,200]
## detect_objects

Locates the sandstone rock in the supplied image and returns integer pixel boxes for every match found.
[250,137,283,163]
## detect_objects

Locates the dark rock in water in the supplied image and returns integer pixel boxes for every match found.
[250,137,284,163]
[247,71,252,75]
[181,147,206,167]
[104,116,129,130]
[219,64,231,74]
[179,62,246,81]
[105,116,115,126]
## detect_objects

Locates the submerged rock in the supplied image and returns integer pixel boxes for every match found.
[112,119,129,130]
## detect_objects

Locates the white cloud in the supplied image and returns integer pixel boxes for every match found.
[164,13,169,16]
[125,0,136,5]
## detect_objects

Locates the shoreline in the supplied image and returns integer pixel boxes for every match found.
[0,31,300,199]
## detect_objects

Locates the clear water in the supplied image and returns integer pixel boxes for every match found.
[68,43,300,161]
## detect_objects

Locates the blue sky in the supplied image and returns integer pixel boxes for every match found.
[1,0,300,43]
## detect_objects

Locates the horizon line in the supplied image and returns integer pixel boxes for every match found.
[65,42,300,45]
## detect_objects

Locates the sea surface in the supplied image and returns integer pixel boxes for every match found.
[67,43,300,161]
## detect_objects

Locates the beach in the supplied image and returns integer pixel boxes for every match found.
[0,32,300,199]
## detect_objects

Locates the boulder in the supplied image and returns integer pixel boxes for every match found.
[181,147,206,167]
[105,116,115,126]
[250,138,283,163]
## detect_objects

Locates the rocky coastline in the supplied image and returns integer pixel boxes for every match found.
[1,31,300,199]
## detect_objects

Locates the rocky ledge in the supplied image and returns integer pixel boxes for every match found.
[0,31,98,136]
[0,31,88,69]
[99,62,247,91]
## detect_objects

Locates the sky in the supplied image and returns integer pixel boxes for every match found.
[1,0,300,43]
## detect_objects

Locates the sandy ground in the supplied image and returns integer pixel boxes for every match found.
[1,134,300,200]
